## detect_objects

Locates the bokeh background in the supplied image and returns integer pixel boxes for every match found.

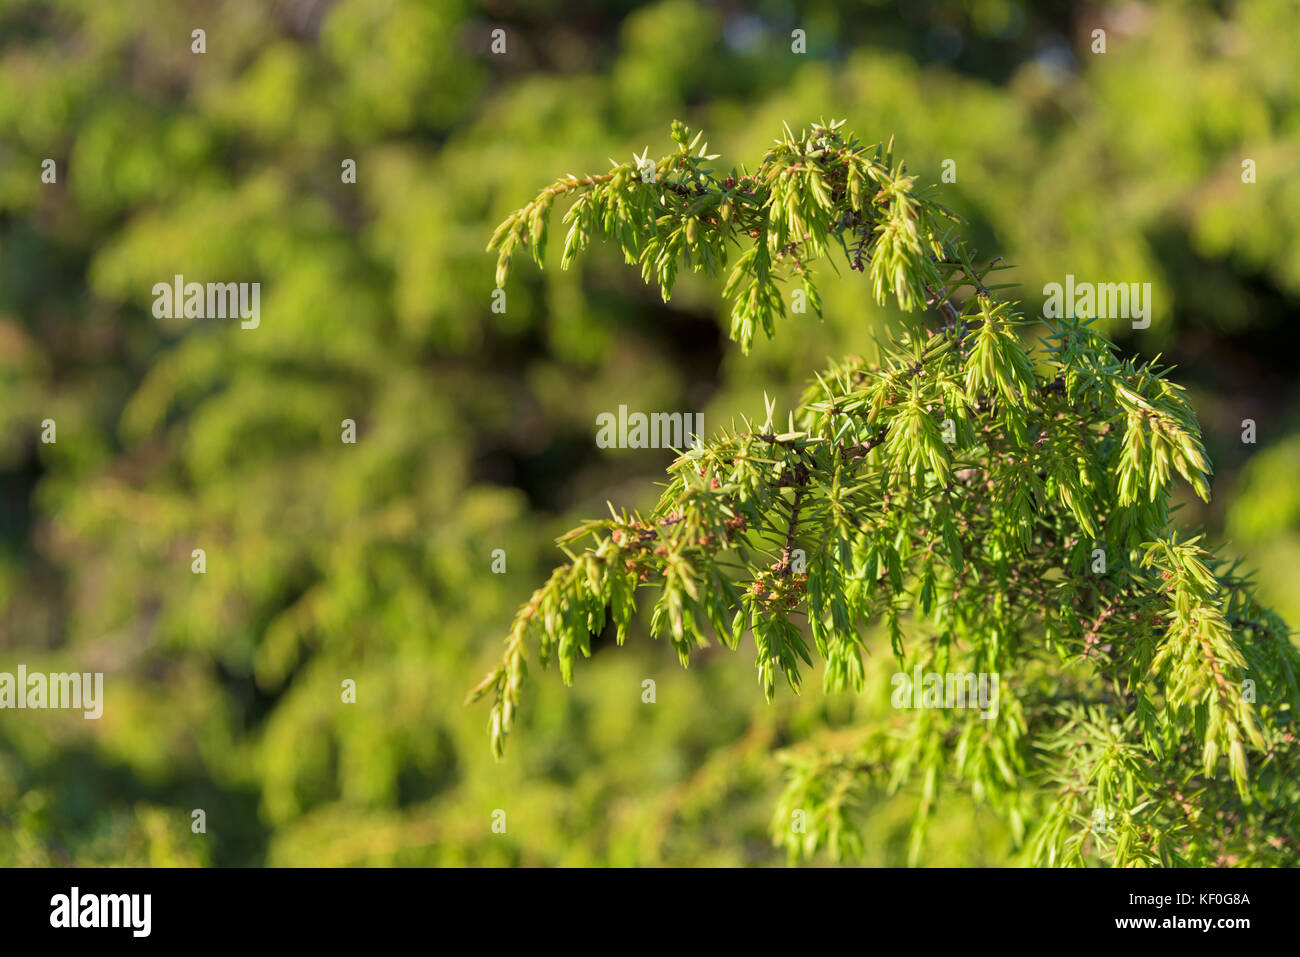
[1,0,1298,866]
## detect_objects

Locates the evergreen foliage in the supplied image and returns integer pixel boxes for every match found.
[476,120,1300,866]
[5,0,1300,869]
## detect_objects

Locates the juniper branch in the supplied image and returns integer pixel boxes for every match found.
[471,119,1300,867]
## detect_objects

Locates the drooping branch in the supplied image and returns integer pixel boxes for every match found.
[471,119,1300,868]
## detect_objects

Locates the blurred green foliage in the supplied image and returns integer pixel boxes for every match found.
[0,0,1297,865]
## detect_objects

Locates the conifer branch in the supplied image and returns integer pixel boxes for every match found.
[473,120,1300,867]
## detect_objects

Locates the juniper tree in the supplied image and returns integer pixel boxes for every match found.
[471,119,1300,867]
